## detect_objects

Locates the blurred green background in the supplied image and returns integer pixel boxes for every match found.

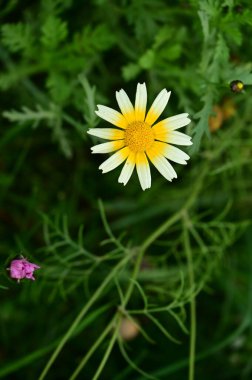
[0,0,252,379]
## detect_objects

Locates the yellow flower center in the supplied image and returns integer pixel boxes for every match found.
[124,121,154,152]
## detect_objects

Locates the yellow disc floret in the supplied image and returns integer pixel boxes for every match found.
[125,121,154,152]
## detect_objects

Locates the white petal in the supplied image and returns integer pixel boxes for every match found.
[145,89,171,126]
[87,128,125,140]
[135,83,147,122]
[147,153,177,181]
[116,89,135,123]
[118,151,136,186]
[168,131,193,146]
[91,140,125,154]
[162,144,190,165]
[160,114,191,130]
[95,105,128,129]
[99,147,129,173]
[136,152,151,191]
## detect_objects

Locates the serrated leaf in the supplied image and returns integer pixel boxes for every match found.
[159,44,182,61]
[198,10,209,41]
[2,105,56,128]
[2,104,72,157]
[79,75,98,128]
[191,93,213,154]
[224,64,252,85]
[78,24,115,54]
[240,9,252,26]
[1,23,33,54]
[41,16,68,49]
[139,49,155,69]
[209,34,229,81]
[122,63,141,81]
[153,26,173,49]
[46,73,71,105]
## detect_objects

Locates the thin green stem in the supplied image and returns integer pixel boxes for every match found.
[142,165,208,252]
[89,247,146,380]
[62,113,85,135]
[70,320,115,380]
[122,247,145,307]
[38,255,130,380]
[88,236,146,380]
[135,312,250,379]
[142,210,183,252]
[57,167,208,380]
[98,199,127,252]
[184,215,196,380]
[92,316,121,380]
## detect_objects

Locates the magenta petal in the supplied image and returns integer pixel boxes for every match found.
[9,260,26,279]
[24,262,40,271]
[8,258,40,281]
[25,273,35,280]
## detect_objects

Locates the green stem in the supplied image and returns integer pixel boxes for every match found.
[134,312,250,379]
[92,316,121,380]
[98,199,127,253]
[88,237,147,380]
[70,320,114,380]
[121,247,145,307]
[57,167,208,380]
[89,247,146,380]
[109,166,208,380]
[142,165,208,252]
[184,215,196,380]
[62,113,86,136]
[38,255,130,380]
[142,210,183,252]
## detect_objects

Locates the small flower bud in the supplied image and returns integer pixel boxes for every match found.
[119,318,139,341]
[7,258,40,282]
[230,80,244,93]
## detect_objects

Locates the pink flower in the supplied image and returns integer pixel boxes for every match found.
[8,258,40,282]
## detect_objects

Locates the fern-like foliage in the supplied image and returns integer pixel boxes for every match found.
[3,105,72,157]
[1,22,34,55]
[3,105,57,128]
[40,16,68,49]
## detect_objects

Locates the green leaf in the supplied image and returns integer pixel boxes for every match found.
[198,10,209,41]
[224,64,252,85]
[139,49,155,69]
[46,73,72,105]
[79,75,98,128]
[2,105,57,128]
[41,16,68,49]
[122,63,141,81]
[1,23,33,54]
[77,24,116,54]
[191,92,213,154]
[159,44,182,61]
[153,26,173,49]
[2,105,72,158]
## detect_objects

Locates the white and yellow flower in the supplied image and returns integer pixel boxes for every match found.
[87,83,192,190]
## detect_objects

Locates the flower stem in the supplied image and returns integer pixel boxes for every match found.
[69,320,114,380]
[142,164,208,252]
[40,166,208,380]
[184,215,196,380]
[92,316,121,380]
[38,255,130,380]
[90,247,146,380]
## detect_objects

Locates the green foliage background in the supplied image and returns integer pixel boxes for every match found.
[0,0,252,379]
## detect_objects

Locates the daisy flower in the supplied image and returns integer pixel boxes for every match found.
[87,83,192,190]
